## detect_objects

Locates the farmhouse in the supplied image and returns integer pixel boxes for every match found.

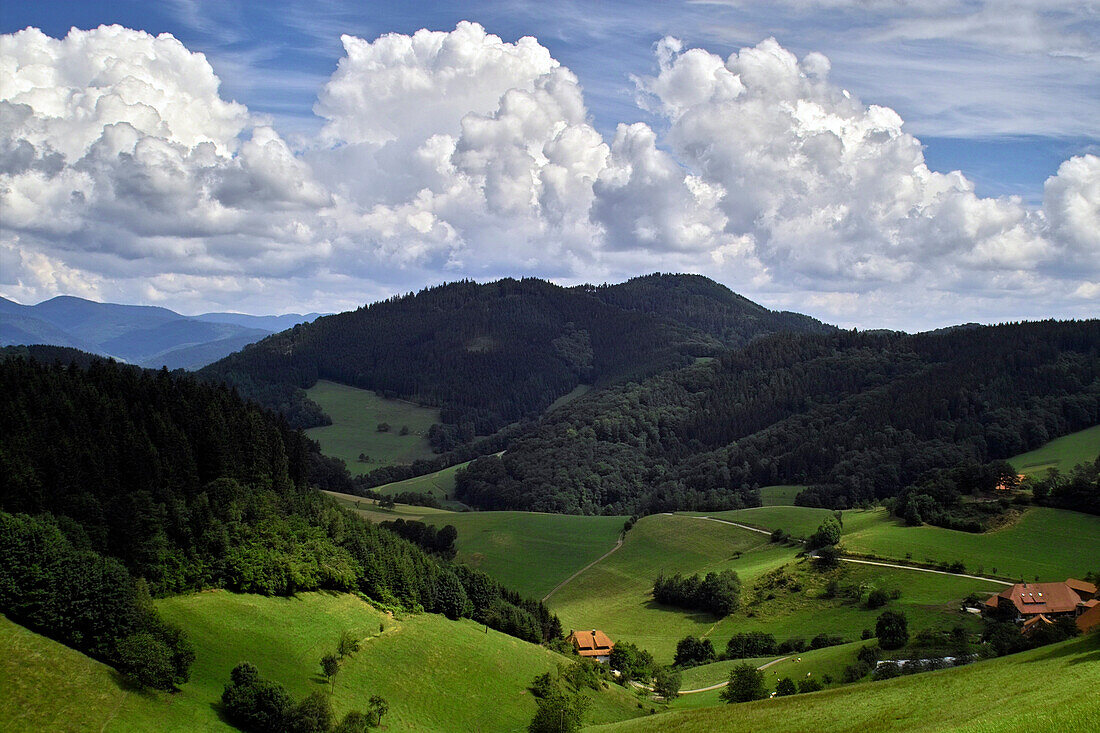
[1077,600,1100,634]
[984,578,1097,631]
[567,629,614,663]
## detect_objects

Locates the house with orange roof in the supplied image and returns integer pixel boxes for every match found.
[984,578,1098,633]
[1077,599,1100,635]
[567,629,614,663]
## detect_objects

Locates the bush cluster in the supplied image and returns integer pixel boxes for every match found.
[653,570,741,616]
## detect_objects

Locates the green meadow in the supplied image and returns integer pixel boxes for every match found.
[370,460,470,503]
[0,591,644,732]
[1009,423,1100,477]
[842,507,1100,581]
[304,380,440,473]
[759,485,807,506]
[536,512,1000,664]
[321,489,456,523]
[423,510,626,600]
[671,640,875,710]
[593,634,1100,733]
[692,505,836,538]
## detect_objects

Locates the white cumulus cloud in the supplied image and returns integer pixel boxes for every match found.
[0,22,1096,327]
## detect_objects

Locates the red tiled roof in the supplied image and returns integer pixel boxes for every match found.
[1078,604,1100,634]
[1022,614,1054,633]
[1065,578,1097,597]
[568,630,614,657]
[991,582,1081,616]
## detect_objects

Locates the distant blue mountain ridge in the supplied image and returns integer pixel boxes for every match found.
[0,295,323,369]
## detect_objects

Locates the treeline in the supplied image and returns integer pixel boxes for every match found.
[455,321,1100,514]
[0,356,561,681]
[380,519,457,559]
[0,511,193,691]
[652,570,741,616]
[222,662,386,732]
[1031,456,1100,515]
[200,275,830,439]
[891,461,1021,531]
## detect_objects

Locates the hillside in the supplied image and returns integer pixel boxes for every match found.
[591,633,1100,732]
[200,275,834,432]
[0,295,319,369]
[1009,424,1100,477]
[0,591,644,732]
[0,354,563,700]
[455,320,1100,513]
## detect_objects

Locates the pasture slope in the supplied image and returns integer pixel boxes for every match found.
[304,380,440,472]
[1008,423,1100,477]
[671,640,876,710]
[759,485,807,506]
[426,511,626,600]
[841,507,1100,582]
[370,460,470,503]
[591,633,1100,733]
[0,591,644,732]
[691,503,1099,582]
[545,514,1001,663]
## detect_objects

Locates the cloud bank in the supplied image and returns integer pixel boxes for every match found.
[1,22,1096,328]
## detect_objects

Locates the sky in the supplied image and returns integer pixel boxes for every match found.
[1,1,1097,330]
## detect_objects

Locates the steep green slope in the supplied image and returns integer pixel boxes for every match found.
[1,592,644,732]
[842,507,1100,580]
[1009,423,1100,477]
[304,380,440,472]
[591,634,1100,732]
[426,511,627,599]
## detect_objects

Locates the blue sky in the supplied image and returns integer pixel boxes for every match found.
[1,1,1097,328]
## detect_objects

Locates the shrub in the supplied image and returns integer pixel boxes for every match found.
[726,631,777,659]
[866,589,889,609]
[876,611,909,650]
[719,663,767,703]
[775,677,797,696]
[799,678,823,693]
[674,636,716,668]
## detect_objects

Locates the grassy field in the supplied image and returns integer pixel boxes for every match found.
[671,640,874,710]
[546,384,593,412]
[304,380,440,473]
[1009,423,1100,477]
[759,485,807,506]
[842,507,1100,581]
[323,492,629,601]
[422,511,626,600]
[321,490,457,524]
[593,633,1100,732]
[548,514,784,662]
[545,513,1001,664]
[0,592,644,732]
[370,460,470,506]
[692,506,836,538]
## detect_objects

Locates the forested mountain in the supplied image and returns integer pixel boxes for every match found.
[455,320,1100,514]
[0,295,320,369]
[0,355,561,687]
[201,275,833,434]
[585,273,832,348]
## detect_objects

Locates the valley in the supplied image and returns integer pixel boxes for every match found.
[2,280,1097,733]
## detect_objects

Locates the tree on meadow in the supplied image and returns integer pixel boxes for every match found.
[719,662,767,703]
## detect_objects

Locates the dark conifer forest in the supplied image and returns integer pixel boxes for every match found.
[0,354,561,688]
[201,275,832,435]
[454,320,1100,514]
